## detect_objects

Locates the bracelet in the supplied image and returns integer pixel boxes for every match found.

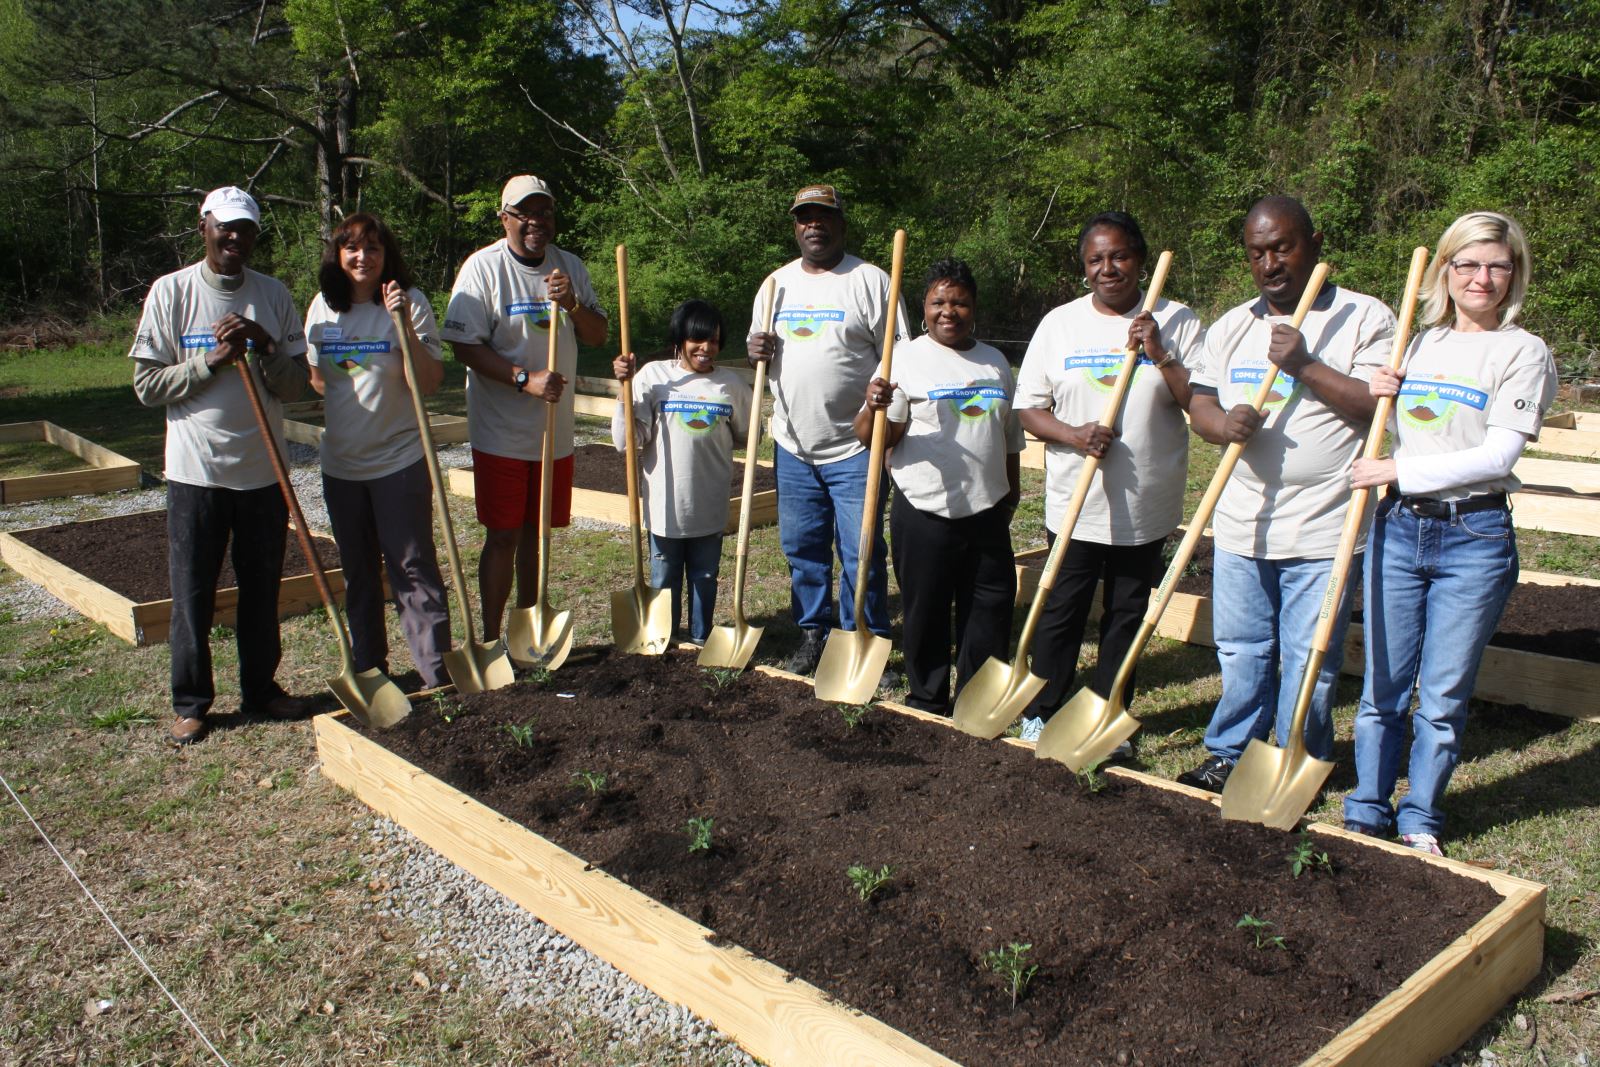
[1154,353,1177,369]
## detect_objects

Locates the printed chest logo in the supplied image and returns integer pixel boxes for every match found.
[775,306,845,343]
[505,300,554,331]
[318,332,391,374]
[662,395,734,436]
[181,331,218,354]
[1229,364,1299,409]
[928,381,1007,422]
[1064,350,1155,394]
[1398,376,1488,431]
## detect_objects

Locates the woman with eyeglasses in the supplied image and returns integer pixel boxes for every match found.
[1341,211,1558,856]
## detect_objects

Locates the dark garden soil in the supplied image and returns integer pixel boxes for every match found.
[13,509,343,603]
[1020,533,1600,663]
[360,649,1504,1067]
[572,443,777,496]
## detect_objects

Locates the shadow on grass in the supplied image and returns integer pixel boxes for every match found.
[1444,704,1600,831]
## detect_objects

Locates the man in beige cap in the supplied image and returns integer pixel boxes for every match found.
[441,176,608,650]
[131,185,310,744]
[747,183,907,677]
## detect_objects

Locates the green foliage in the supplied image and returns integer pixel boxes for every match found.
[504,722,535,749]
[846,863,894,902]
[88,705,154,730]
[1288,831,1334,878]
[1076,759,1108,794]
[981,941,1038,1008]
[702,667,741,692]
[685,815,715,853]
[838,702,872,731]
[572,770,607,794]
[1237,914,1286,950]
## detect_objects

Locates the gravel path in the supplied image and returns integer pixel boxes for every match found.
[362,816,754,1065]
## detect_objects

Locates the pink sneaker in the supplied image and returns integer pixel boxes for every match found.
[1401,833,1444,857]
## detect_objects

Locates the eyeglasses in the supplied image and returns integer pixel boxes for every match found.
[502,207,552,226]
[1447,259,1514,279]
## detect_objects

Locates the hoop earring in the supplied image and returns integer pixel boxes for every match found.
[1139,270,1149,282]
[920,318,928,333]
[1081,276,1090,289]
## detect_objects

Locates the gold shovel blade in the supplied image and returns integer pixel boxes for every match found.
[1220,738,1336,830]
[950,656,1047,739]
[1034,687,1141,770]
[813,629,892,705]
[507,605,575,671]
[330,667,413,729]
[442,640,515,695]
[698,621,764,670]
[610,584,673,656]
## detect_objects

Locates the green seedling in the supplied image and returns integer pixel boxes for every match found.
[686,816,715,853]
[846,863,894,902]
[838,702,872,731]
[504,722,536,749]
[572,769,607,794]
[1288,831,1334,878]
[1237,914,1286,950]
[431,693,461,724]
[525,666,555,687]
[982,942,1038,1009]
[1076,758,1108,794]
[702,667,741,692]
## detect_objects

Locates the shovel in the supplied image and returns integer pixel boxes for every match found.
[235,341,411,728]
[1222,247,1430,829]
[953,251,1174,739]
[609,244,674,655]
[699,277,777,670]
[1037,262,1333,769]
[814,229,908,704]
[392,308,514,694]
[506,305,575,670]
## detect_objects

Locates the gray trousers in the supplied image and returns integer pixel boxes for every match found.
[322,457,450,688]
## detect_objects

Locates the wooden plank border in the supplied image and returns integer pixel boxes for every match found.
[0,511,363,646]
[0,421,140,503]
[315,668,1544,1067]
[1537,412,1600,459]
[281,404,469,448]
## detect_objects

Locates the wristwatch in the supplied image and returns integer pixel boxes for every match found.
[513,368,530,392]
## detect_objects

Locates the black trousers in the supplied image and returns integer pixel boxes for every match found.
[1024,532,1165,721]
[167,479,289,719]
[890,493,1017,714]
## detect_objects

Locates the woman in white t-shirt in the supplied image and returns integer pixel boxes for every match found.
[1011,211,1203,745]
[305,213,451,689]
[613,301,751,645]
[1342,212,1558,856]
[856,259,1023,714]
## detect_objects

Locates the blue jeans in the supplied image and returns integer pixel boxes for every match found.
[774,443,889,636]
[649,532,724,644]
[1343,498,1517,838]
[1204,548,1359,762]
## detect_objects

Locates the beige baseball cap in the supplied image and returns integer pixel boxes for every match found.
[200,186,261,225]
[501,175,555,210]
[789,184,844,214]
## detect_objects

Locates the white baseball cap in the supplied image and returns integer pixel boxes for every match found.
[200,186,261,226]
[500,175,555,211]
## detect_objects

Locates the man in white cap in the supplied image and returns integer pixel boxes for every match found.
[441,176,608,648]
[747,183,907,678]
[131,185,310,745]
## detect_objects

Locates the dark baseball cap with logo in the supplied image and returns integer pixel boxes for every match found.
[789,184,844,214]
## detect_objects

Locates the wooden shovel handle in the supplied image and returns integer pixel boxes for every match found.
[850,229,907,631]
[616,244,649,588]
[536,300,561,604]
[731,277,776,625]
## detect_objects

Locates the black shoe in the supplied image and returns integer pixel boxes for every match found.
[1176,755,1235,793]
[782,630,826,676]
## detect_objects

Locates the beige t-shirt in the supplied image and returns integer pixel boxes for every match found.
[129,263,307,491]
[305,289,443,481]
[1192,286,1396,558]
[1393,325,1558,499]
[440,240,604,462]
[1015,295,1203,544]
[883,335,1024,518]
[751,254,909,465]
[612,362,753,538]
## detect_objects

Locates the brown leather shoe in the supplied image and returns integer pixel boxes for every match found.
[170,715,208,745]
[244,692,309,720]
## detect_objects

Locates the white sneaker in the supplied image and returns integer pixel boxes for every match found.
[1107,740,1134,762]
[1401,833,1444,857]
[1018,717,1044,743]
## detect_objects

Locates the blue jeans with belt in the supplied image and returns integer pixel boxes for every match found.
[1343,497,1517,838]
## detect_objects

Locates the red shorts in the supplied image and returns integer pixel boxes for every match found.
[471,449,575,530]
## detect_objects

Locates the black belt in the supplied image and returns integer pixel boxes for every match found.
[1389,491,1508,519]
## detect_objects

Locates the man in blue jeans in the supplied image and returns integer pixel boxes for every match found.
[747,184,907,676]
[1179,196,1396,791]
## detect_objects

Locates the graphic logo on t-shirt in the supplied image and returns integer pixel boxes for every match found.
[505,300,554,331]
[1397,376,1488,432]
[929,382,1007,422]
[662,396,734,436]
[1064,351,1156,393]
[181,331,218,354]
[319,335,391,373]
[775,306,845,343]
[1229,365,1300,410]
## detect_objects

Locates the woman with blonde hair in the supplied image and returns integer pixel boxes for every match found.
[1342,211,1557,854]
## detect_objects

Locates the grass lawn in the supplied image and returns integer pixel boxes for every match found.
[1,340,1597,1065]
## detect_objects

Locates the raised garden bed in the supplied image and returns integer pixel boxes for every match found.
[317,650,1544,1066]
[447,443,778,532]
[0,421,140,503]
[280,400,468,447]
[1015,536,1600,723]
[0,508,362,645]
[1539,412,1600,460]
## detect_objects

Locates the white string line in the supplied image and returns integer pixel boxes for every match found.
[0,769,233,1067]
